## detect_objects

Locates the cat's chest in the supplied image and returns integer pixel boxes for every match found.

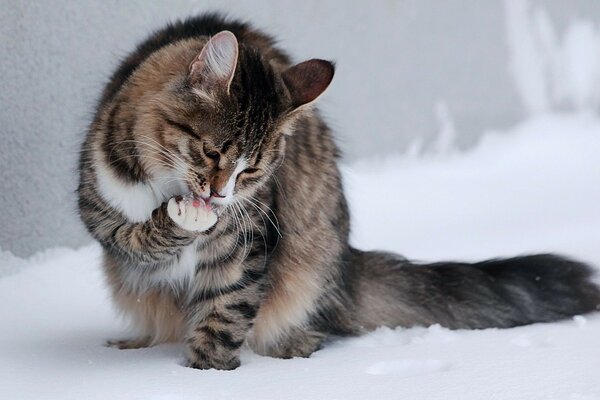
[148,242,200,286]
[146,239,244,294]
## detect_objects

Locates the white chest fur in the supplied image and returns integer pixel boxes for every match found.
[149,241,200,287]
[118,239,201,293]
[93,149,185,223]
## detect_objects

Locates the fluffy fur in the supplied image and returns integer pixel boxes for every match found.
[78,14,600,370]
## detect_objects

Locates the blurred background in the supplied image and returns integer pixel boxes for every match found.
[2,0,600,257]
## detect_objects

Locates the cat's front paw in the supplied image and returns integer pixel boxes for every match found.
[167,196,217,232]
[186,354,241,371]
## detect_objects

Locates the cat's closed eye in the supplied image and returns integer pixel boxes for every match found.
[205,150,220,161]
[242,167,259,174]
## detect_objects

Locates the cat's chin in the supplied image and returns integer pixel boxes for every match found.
[208,198,231,215]
[210,203,226,216]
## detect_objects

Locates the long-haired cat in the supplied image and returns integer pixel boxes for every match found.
[78,14,600,370]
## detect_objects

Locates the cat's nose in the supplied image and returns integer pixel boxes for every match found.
[210,171,232,198]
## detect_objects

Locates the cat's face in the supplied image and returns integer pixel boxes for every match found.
[133,31,334,211]
[155,94,288,210]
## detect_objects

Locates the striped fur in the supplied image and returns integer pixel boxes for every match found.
[78,14,600,370]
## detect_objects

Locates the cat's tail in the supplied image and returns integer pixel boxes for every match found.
[348,248,600,330]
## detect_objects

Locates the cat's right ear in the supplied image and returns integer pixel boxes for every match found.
[189,31,239,94]
[282,59,335,112]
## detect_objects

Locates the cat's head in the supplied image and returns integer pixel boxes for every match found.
[130,31,333,210]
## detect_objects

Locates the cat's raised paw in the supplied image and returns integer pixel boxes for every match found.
[167,196,218,232]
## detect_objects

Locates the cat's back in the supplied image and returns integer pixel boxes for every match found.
[100,13,291,108]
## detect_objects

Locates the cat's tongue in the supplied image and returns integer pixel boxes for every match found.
[192,197,210,210]
[192,198,202,208]
[183,193,210,209]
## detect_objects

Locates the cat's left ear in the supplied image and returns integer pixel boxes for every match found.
[189,31,239,94]
[282,59,335,111]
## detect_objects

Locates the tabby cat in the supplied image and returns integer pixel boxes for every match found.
[78,14,600,370]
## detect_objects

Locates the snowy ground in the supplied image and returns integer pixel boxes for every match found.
[1,113,600,400]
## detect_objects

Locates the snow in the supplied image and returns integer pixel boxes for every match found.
[346,112,600,264]
[1,112,600,399]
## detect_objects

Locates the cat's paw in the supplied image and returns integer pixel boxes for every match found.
[259,328,325,359]
[186,355,241,371]
[167,196,217,232]
[105,336,152,350]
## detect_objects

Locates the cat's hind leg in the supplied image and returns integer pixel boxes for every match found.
[260,327,327,359]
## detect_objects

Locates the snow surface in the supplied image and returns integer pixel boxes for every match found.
[1,113,600,399]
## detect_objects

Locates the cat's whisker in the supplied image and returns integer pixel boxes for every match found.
[237,202,252,260]
[138,136,205,177]
[230,201,247,259]
[238,200,256,260]
[135,136,189,167]
[235,199,278,259]
[112,138,187,171]
[234,198,269,260]
[221,213,243,261]
[104,148,179,171]
[237,197,277,235]
[260,164,289,206]
[236,193,282,238]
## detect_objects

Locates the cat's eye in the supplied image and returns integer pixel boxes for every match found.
[243,167,259,174]
[205,150,220,161]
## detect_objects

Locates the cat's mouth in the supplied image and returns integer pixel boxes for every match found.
[186,188,227,215]
[184,178,233,214]
[180,192,209,208]
[204,195,230,213]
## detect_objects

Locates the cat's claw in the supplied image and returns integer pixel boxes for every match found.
[167,196,217,232]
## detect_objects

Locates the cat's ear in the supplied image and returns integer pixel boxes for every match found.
[282,59,335,111]
[189,31,239,94]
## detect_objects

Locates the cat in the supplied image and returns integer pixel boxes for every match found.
[78,13,600,370]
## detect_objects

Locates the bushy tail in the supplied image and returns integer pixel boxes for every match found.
[349,249,600,330]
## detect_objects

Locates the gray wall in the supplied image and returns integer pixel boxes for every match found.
[1,0,599,256]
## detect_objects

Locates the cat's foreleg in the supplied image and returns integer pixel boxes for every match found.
[103,195,217,265]
[184,272,264,370]
[102,196,218,348]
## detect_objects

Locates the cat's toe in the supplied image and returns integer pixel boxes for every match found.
[167,196,186,226]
